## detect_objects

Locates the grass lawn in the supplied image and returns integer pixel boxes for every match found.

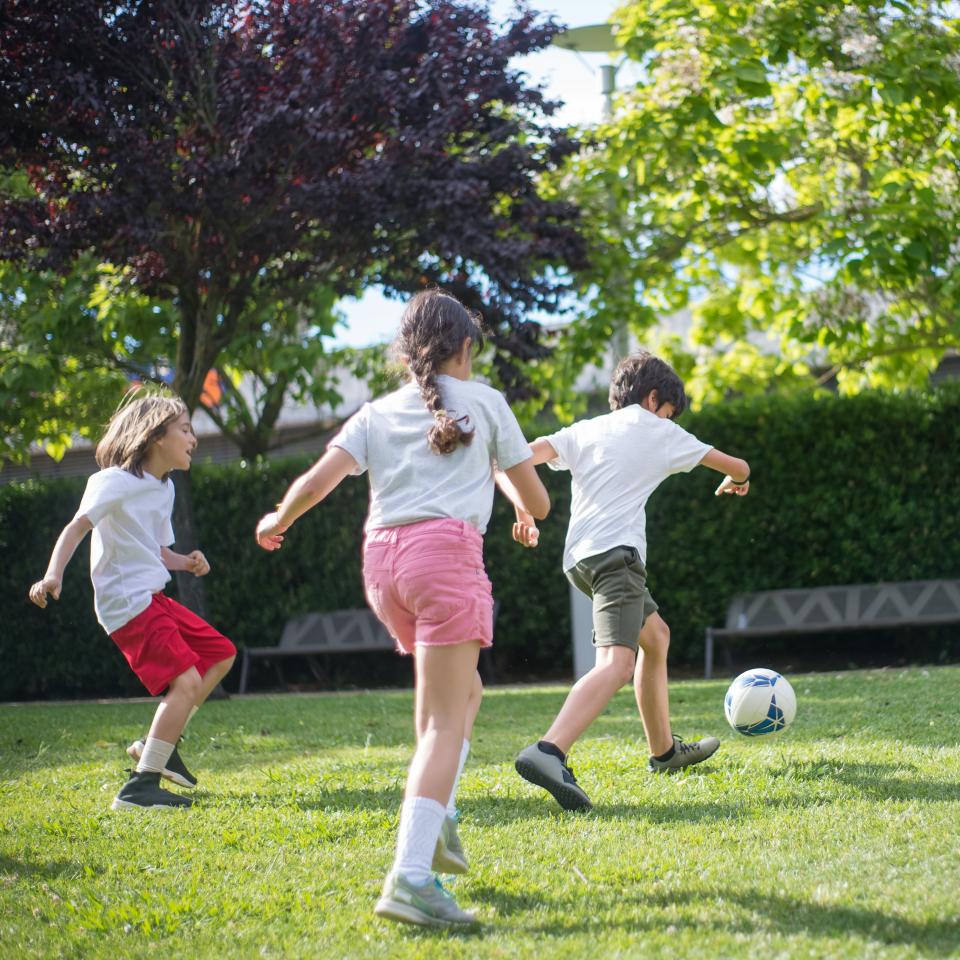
[2,667,959,959]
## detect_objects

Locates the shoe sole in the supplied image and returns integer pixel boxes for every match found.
[648,741,721,774]
[126,744,198,789]
[432,847,468,874]
[110,798,192,811]
[374,899,477,928]
[515,758,593,811]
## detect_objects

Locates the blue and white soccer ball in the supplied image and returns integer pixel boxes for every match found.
[724,668,797,736]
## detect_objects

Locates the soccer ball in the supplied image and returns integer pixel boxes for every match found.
[724,668,796,736]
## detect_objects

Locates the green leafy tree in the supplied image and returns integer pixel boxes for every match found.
[542,0,960,410]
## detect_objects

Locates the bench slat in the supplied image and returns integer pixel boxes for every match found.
[706,579,960,678]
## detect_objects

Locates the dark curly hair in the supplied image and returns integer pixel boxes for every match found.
[394,289,486,454]
[608,351,687,417]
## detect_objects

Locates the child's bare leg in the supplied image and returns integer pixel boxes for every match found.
[193,654,235,707]
[147,667,203,745]
[408,643,481,803]
[542,645,635,754]
[463,669,482,742]
[633,612,673,755]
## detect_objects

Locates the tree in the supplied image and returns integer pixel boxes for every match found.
[1,0,586,608]
[540,0,960,410]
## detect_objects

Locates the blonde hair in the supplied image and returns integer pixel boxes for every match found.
[95,388,189,478]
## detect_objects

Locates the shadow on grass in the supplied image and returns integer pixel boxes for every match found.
[772,758,960,803]
[0,853,83,883]
[511,886,959,956]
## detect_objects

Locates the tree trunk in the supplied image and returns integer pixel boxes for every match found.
[171,469,211,620]
[171,470,229,698]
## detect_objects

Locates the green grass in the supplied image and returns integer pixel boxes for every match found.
[2,667,960,959]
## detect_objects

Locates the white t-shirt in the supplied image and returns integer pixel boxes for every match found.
[75,467,176,634]
[544,405,712,571]
[330,376,532,534]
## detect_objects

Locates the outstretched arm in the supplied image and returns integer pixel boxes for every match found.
[700,448,751,496]
[28,515,93,607]
[256,446,358,551]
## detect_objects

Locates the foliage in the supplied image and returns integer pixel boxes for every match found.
[0,0,586,434]
[3,384,959,700]
[0,257,175,463]
[540,0,960,412]
[2,669,960,957]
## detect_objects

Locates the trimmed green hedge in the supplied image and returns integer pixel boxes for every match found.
[3,384,959,699]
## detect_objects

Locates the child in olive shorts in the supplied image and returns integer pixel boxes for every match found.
[512,352,751,810]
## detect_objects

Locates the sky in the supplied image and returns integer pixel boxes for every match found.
[330,0,629,347]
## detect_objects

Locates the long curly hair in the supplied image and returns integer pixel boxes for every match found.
[394,289,486,454]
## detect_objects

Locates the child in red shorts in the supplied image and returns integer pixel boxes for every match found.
[29,389,236,811]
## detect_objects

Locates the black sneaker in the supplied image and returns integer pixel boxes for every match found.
[647,735,721,773]
[515,743,593,811]
[110,770,193,811]
[127,738,198,789]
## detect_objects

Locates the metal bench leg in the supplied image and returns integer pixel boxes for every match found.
[239,649,251,694]
[704,628,714,679]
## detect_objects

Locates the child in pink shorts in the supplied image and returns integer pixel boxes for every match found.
[256,289,549,928]
[29,390,236,811]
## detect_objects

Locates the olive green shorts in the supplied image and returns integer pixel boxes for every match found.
[565,545,659,653]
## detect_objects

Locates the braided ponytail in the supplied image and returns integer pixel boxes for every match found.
[396,289,485,455]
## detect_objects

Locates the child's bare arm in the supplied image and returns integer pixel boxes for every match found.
[700,448,751,496]
[501,458,550,520]
[499,439,558,546]
[256,446,358,550]
[29,515,93,607]
[161,546,211,577]
[529,438,559,466]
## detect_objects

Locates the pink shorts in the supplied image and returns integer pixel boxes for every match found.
[110,593,236,696]
[362,518,494,655]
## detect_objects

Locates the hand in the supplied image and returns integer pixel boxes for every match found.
[29,576,61,608]
[512,520,540,548]
[256,512,286,551]
[185,550,210,577]
[715,475,750,497]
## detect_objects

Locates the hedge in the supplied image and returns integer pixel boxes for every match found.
[2,383,958,700]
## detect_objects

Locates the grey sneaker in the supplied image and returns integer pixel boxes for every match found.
[127,738,198,788]
[433,814,468,874]
[374,872,478,928]
[648,735,720,773]
[110,770,193,811]
[515,742,592,811]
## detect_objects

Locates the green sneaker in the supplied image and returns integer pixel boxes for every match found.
[110,770,193,811]
[127,738,198,788]
[647,735,720,773]
[374,872,478,928]
[433,814,468,874]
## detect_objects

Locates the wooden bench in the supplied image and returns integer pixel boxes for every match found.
[238,605,498,693]
[704,579,960,678]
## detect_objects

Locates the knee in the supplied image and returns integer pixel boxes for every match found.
[170,669,202,701]
[614,657,635,688]
[640,621,670,659]
[471,671,483,704]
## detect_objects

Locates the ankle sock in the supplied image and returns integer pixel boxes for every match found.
[538,740,566,764]
[653,743,677,762]
[135,737,176,774]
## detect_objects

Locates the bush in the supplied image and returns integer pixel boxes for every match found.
[3,383,958,699]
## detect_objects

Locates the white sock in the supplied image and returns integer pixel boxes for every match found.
[136,737,175,774]
[393,797,446,886]
[446,739,470,818]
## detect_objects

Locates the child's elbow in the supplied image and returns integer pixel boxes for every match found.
[530,495,550,521]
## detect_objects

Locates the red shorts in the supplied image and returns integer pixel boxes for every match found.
[110,593,236,696]
[362,518,494,655]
